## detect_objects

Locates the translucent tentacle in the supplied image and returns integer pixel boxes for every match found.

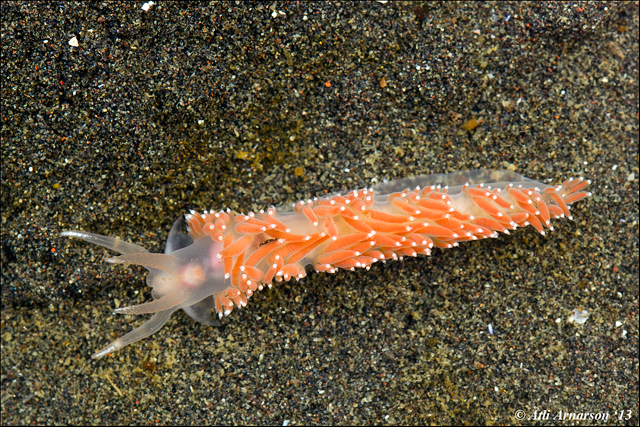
[105,253,182,275]
[91,308,176,359]
[113,288,188,315]
[61,230,148,254]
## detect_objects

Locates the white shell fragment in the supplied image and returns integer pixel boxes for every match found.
[568,308,589,325]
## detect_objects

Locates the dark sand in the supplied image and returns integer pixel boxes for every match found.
[2,2,638,425]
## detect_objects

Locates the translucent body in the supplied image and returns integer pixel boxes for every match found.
[372,169,548,195]
[62,169,590,358]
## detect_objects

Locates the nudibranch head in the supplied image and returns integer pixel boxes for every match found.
[61,217,227,359]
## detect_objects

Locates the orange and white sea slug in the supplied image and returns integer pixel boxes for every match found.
[61,169,591,359]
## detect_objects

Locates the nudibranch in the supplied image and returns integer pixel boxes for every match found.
[61,169,591,359]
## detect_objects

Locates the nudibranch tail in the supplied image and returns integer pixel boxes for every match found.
[62,169,591,359]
